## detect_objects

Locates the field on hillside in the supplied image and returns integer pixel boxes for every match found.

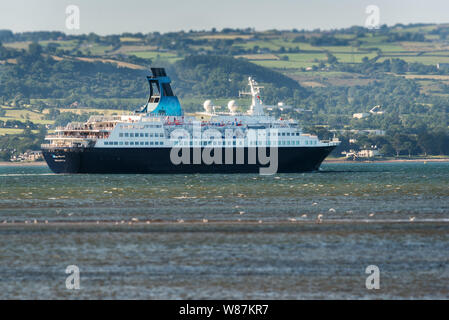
[0,108,53,125]
[4,24,448,76]
[0,105,131,135]
[1,23,449,137]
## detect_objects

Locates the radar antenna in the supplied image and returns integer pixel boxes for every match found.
[239,77,265,116]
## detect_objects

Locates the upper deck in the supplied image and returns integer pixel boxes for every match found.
[42,68,340,149]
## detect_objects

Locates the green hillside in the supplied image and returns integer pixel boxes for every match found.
[0,24,449,159]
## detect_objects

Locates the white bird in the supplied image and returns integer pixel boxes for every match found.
[301,214,307,218]
[202,219,208,223]
[131,217,139,222]
[369,213,375,217]
[409,216,415,222]
[316,214,323,223]
[239,211,245,215]
[258,220,263,224]
[33,219,37,224]
[146,221,151,224]
[178,219,184,223]
[288,218,296,222]
[329,208,336,213]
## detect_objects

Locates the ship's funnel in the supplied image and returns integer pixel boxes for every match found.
[140,68,182,116]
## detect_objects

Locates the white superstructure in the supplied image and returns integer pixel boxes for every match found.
[44,77,340,150]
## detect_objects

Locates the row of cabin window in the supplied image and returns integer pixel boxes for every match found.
[253,140,317,145]
[247,140,317,145]
[268,132,300,136]
[173,140,317,146]
[118,132,164,138]
[104,141,164,146]
[121,124,162,129]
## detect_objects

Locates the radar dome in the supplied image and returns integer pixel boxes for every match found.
[227,100,238,113]
[203,100,213,113]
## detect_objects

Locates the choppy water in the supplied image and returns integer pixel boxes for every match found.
[0,162,448,299]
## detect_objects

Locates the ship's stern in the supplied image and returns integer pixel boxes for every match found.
[42,147,82,174]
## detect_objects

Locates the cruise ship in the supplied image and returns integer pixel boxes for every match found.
[42,68,339,174]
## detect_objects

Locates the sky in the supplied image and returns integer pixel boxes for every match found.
[0,0,448,35]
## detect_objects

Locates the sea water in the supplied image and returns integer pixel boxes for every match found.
[0,162,448,299]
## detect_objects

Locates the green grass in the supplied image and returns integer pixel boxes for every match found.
[2,41,31,50]
[0,105,134,129]
[82,44,114,55]
[238,40,287,51]
[4,40,79,52]
[358,35,389,44]
[248,52,327,69]
[0,108,53,125]
[391,25,438,33]
[55,108,129,115]
[128,51,180,63]
[333,52,378,63]
[120,37,143,43]
[378,55,449,65]
[359,42,404,52]
[250,60,314,69]
[39,40,79,51]
[32,98,143,109]
[0,128,39,136]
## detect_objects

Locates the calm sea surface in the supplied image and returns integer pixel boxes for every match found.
[0,162,448,299]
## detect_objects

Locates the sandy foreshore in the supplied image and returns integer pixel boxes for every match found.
[0,218,447,227]
[0,161,47,167]
[324,158,449,163]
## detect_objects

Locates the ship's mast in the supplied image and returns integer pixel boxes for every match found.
[239,77,265,116]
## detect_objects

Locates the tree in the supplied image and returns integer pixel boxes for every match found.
[28,42,43,57]
[433,130,449,155]
[0,150,11,161]
[380,143,395,156]
[403,140,414,158]
[417,132,434,156]
[391,59,408,74]
[326,52,338,65]
[390,133,408,157]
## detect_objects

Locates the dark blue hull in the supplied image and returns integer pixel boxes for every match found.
[42,146,335,174]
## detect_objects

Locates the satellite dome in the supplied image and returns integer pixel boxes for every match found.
[203,100,213,113]
[227,100,238,113]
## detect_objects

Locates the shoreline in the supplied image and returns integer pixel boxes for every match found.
[323,158,449,163]
[0,161,47,167]
[0,218,447,227]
